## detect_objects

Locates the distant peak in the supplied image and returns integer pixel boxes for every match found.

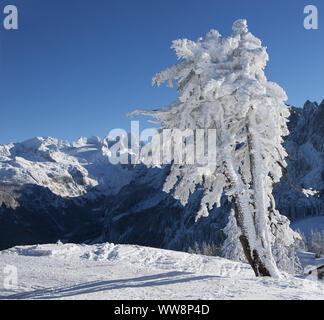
[303,100,318,112]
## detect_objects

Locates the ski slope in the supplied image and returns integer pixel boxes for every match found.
[0,243,323,300]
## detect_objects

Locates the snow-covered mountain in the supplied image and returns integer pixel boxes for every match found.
[0,100,323,251]
[274,100,324,220]
[0,242,323,300]
[0,136,134,250]
[0,135,133,198]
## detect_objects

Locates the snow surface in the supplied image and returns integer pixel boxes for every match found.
[0,243,323,300]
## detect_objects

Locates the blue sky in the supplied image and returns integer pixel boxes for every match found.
[0,0,323,144]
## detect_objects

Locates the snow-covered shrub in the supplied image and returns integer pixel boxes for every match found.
[188,241,221,257]
[309,230,324,257]
[294,228,308,251]
[272,242,303,275]
[188,241,201,255]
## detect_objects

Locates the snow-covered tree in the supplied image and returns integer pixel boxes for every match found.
[188,241,220,256]
[309,230,324,257]
[130,19,299,277]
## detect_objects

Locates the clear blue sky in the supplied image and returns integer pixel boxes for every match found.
[0,0,323,144]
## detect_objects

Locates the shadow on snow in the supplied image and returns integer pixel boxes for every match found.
[4,271,219,300]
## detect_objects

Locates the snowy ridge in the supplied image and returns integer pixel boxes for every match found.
[0,136,132,199]
[0,243,323,300]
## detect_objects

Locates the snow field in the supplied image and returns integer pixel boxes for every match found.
[0,243,323,300]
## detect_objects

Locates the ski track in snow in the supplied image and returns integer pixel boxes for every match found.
[0,243,323,300]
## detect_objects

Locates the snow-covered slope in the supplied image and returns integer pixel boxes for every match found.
[0,243,323,300]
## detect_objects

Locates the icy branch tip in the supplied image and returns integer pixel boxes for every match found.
[232,19,248,35]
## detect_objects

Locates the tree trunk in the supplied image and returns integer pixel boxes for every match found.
[223,148,281,278]
[245,122,281,278]
[232,198,271,277]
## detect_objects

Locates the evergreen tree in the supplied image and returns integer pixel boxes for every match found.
[131,20,300,277]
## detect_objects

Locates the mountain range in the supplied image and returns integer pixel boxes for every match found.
[0,101,323,251]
